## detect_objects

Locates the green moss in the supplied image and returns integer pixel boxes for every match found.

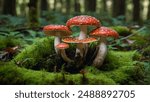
[10,37,144,85]
[0,36,23,50]
[0,62,116,85]
[110,26,131,36]
[13,37,55,69]
[85,51,144,84]
[0,50,144,85]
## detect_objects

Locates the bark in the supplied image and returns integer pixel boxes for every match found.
[0,0,4,14]
[85,0,96,12]
[132,0,140,22]
[147,0,150,19]
[2,0,16,15]
[74,0,81,12]
[28,0,41,27]
[41,0,48,11]
[66,0,71,14]
[103,0,107,12]
[53,0,57,11]
[113,0,126,17]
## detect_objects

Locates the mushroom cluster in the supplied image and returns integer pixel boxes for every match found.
[43,15,119,69]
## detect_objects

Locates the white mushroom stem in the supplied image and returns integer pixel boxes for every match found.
[54,36,61,54]
[76,25,87,58]
[60,50,73,63]
[92,37,107,68]
[79,25,87,39]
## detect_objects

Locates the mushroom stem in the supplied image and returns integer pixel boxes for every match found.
[79,25,87,39]
[60,50,73,63]
[92,37,107,68]
[76,25,87,58]
[54,36,61,54]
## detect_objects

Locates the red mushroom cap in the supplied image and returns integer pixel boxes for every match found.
[56,43,69,49]
[90,26,119,38]
[66,15,100,28]
[62,37,80,43]
[80,37,97,43]
[43,25,72,36]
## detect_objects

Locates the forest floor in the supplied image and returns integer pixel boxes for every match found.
[0,14,150,85]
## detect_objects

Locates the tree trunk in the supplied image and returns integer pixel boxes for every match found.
[89,0,96,12]
[74,0,81,12]
[41,0,48,11]
[84,0,88,12]
[132,0,140,22]
[28,0,41,27]
[103,0,107,12]
[85,0,96,12]
[53,0,57,11]
[147,0,150,20]
[113,0,126,17]
[66,0,71,14]
[2,0,16,15]
[0,0,4,14]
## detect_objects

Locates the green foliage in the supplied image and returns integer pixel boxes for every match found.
[0,15,26,30]
[0,35,23,50]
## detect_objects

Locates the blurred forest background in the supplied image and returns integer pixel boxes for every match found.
[0,0,150,26]
[0,0,150,84]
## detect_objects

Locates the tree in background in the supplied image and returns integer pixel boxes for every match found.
[147,0,150,19]
[132,0,141,23]
[2,0,16,16]
[85,0,96,12]
[0,0,4,14]
[66,0,71,14]
[41,0,48,11]
[112,0,126,17]
[103,0,107,12]
[28,0,41,27]
[74,0,81,13]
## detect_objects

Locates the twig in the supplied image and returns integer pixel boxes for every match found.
[110,26,146,46]
[119,26,146,40]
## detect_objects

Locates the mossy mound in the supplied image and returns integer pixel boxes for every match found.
[0,37,143,84]
[111,26,131,36]
[13,37,56,70]
[0,62,116,85]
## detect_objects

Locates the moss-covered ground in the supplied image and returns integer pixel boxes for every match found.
[0,37,144,85]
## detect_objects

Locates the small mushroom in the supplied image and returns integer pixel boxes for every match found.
[43,25,72,54]
[56,43,73,63]
[66,15,100,58]
[90,26,119,68]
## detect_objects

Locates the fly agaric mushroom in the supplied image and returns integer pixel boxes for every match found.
[90,26,119,68]
[62,37,97,57]
[66,15,100,58]
[43,25,72,54]
[56,43,73,63]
